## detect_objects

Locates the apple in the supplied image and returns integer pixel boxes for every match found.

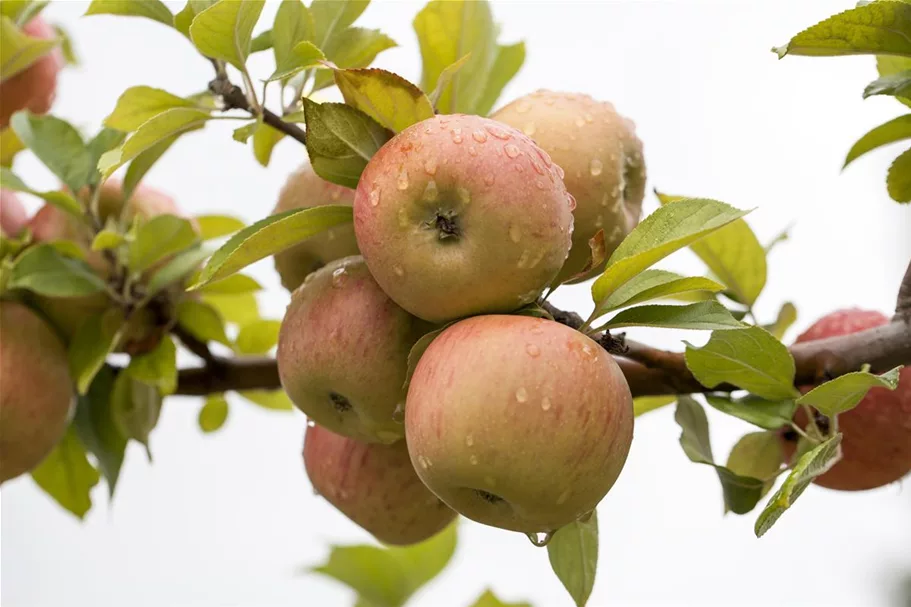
[0,17,63,128]
[492,90,646,283]
[405,314,634,534]
[1,189,29,237]
[353,114,574,323]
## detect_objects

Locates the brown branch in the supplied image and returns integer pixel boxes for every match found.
[896,255,911,320]
[208,75,307,145]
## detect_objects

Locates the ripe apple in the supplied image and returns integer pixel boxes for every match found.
[0,17,63,128]
[277,256,428,444]
[304,423,456,545]
[492,90,646,283]
[271,162,359,291]
[781,309,911,490]
[353,114,574,323]
[405,314,634,534]
[0,301,73,483]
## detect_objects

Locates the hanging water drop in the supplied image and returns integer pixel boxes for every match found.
[526,531,555,547]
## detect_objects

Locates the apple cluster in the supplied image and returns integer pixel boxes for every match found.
[275,92,647,544]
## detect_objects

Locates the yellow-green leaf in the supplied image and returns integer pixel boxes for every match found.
[195,214,245,240]
[239,389,293,411]
[633,395,676,417]
[189,0,265,70]
[474,41,526,117]
[30,427,100,519]
[844,114,911,168]
[235,319,281,354]
[0,15,58,80]
[84,0,173,27]
[199,394,229,432]
[104,86,206,132]
[765,302,798,340]
[128,214,198,273]
[266,39,324,82]
[69,309,125,394]
[592,268,724,318]
[887,145,911,202]
[547,512,598,607]
[176,299,231,346]
[797,365,902,416]
[126,336,178,395]
[334,68,435,133]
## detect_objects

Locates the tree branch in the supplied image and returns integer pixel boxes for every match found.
[208,77,307,145]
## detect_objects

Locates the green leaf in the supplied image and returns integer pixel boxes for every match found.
[385,522,458,598]
[887,145,911,202]
[427,54,471,108]
[0,125,26,167]
[0,15,58,80]
[104,86,207,132]
[197,273,261,294]
[52,24,78,65]
[334,68,435,133]
[145,244,210,296]
[704,394,797,430]
[547,512,598,607]
[271,0,313,75]
[843,114,911,167]
[250,28,272,52]
[239,389,293,411]
[195,214,245,240]
[797,366,902,416]
[99,108,212,179]
[403,326,447,392]
[68,309,125,395]
[474,41,526,116]
[266,39,324,82]
[413,0,496,114]
[202,292,259,326]
[877,55,911,107]
[685,326,799,400]
[176,299,231,346]
[189,0,265,70]
[128,214,198,273]
[235,319,281,354]
[84,0,173,27]
[469,590,531,607]
[85,128,127,186]
[601,301,743,331]
[30,427,100,519]
[765,301,797,340]
[0,1,47,24]
[655,192,767,306]
[632,395,676,417]
[191,204,353,289]
[233,122,257,143]
[198,394,229,432]
[726,431,783,500]
[91,229,124,251]
[311,0,368,47]
[111,374,161,454]
[864,69,911,98]
[755,434,842,538]
[252,121,285,167]
[123,133,182,201]
[592,269,724,318]
[73,366,127,496]
[302,99,391,188]
[773,2,911,59]
[0,166,83,217]
[7,244,107,297]
[591,199,750,305]
[126,336,178,395]
[10,112,93,192]
[313,27,397,91]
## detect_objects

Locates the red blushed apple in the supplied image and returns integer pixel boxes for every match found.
[405,314,634,534]
[304,423,456,546]
[0,17,63,128]
[781,309,911,490]
[353,114,574,324]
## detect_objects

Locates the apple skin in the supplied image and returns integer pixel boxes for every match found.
[0,301,74,484]
[405,314,634,534]
[781,309,911,491]
[353,114,574,324]
[304,423,456,545]
[271,163,359,291]
[492,90,646,284]
[1,189,29,236]
[0,17,63,128]
[277,256,429,444]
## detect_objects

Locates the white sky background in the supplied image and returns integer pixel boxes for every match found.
[2,1,911,606]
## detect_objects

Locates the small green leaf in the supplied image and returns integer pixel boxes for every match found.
[7,244,107,297]
[404,326,448,391]
[126,336,178,395]
[877,55,911,107]
[632,395,676,417]
[311,0,368,47]
[176,299,231,346]
[864,69,911,98]
[592,268,724,317]
[797,366,902,416]
[0,125,26,167]
[111,374,161,454]
[91,229,124,251]
[145,244,210,295]
[469,590,531,607]
[198,394,229,432]
[0,166,83,217]
[250,28,272,52]
[84,0,173,27]
[302,99,392,188]
[191,205,353,288]
[0,15,58,80]
[122,133,182,201]
[755,434,842,538]
[334,68,435,133]
[600,301,744,331]
[252,121,285,167]
[68,309,124,395]
[427,53,471,108]
[10,112,93,192]
[765,301,797,340]
[685,326,799,400]
[887,145,911,202]
[72,366,127,496]
[591,199,750,305]
[128,214,197,273]
[272,0,313,75]
[0,1,47,24]
[197,273,261,294]
[232,121,257,143]
[547,512,598,607]
[267,39,324,82]
[726,430,783,500]
[705,394,797,430]
[238,389,293,411]
[234,319,281,354]
[313,27,397,91]
[195,214,245,240]
[85,129,127,187]
[843,114,911,168]
[773,2,911,59]
[30,427,100,519]
[189,0,265,70]
[202,292,259,326]
[474,41,526,116]
[104,86,207,132]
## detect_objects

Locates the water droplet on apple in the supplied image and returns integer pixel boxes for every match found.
[423,158,438,176]
[566,193,577,211]
[465,435,474,447]
[534,180,545,190]
[584,112,594,123]
[423,180,439,202]
[582,344,595,359]
[468,147,478,156]
[590,158,603,177]
[307,419,316,428]
[541,396,552,411]
[451,128,463,144]
[526,531,555,547]
[509,225,522,243]
[485,125,512,140]
[517,250,531,269]
[523,122,536,137]
[470,455,479,465]
[504,143,520,159]
[397,171,410,191]
[457,187,471,205]
[331,267,348,287]
[369,189,381,207]
[594,214,603,228]
[526,343,540,358]
[472,129,488,143]
[393,265,405,277]
[515,387,528,403]
[417,455,429,470]
[531,160,544,176]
